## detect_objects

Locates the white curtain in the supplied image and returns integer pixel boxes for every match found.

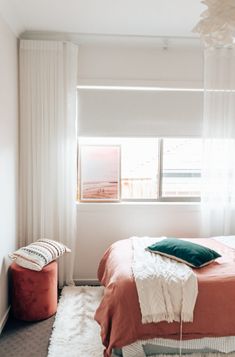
[201,47,235,237]
[19,40,78,286]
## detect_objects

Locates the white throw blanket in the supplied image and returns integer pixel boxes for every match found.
[131,237,198,324]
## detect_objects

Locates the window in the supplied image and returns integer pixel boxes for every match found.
[121,139,159,199]
[161,139,202,198]
[78,138,202,202]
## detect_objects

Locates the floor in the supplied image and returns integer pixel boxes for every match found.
[0,312,55,357]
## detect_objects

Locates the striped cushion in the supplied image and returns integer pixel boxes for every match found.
[9,239,71,271]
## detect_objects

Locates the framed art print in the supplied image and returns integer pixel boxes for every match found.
[79,145,121,202]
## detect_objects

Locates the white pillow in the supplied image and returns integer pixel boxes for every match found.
[9,239,71,271]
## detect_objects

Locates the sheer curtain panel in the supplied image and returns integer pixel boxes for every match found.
[19,40,78,286]
[201,48,235,236]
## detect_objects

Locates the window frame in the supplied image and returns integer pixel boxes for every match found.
[77,137,201,203]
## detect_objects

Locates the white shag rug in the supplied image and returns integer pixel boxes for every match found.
[48,286,235,357]
[48,286,105,357]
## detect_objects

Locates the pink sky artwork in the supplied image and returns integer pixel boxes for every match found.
[81,146,119,183]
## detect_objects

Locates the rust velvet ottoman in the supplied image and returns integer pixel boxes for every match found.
[11,261,58,321]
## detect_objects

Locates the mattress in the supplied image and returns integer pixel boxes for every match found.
[113,335,235,357]
[95,237,235,357]
[113,345,230,357]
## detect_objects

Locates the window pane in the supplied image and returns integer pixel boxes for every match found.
[121,139,159,199]
[162,139,202,197]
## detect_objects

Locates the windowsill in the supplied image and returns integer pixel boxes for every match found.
[76,201,201,206]
[76,201,201,214]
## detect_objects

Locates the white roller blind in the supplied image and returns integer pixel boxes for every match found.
[78,89,203,137]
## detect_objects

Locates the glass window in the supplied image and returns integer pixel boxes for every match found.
[121,139,159,199]
[78,137,202,202]
[161,138,202,197]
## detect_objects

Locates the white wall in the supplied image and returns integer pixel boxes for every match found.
[0,14,18,330]
[75,44,204,280]
[77,44,203,88]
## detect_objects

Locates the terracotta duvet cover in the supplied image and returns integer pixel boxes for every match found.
[95,238,235,357]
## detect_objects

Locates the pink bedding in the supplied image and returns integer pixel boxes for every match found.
[95,238,235,357]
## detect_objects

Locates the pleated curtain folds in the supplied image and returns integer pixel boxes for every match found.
[19,40,78,286]
[201,47,235,236]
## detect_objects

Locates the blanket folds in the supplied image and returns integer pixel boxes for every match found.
[95,237,235,357]
[131,237,198,324]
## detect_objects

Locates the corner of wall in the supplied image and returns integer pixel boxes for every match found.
[0,12,19,333]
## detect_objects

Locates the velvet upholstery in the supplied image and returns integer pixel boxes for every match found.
[11,261,58,321]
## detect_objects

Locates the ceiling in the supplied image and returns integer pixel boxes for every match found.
[0,0,204,41]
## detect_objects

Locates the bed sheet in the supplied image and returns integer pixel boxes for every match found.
[95,237,235,357]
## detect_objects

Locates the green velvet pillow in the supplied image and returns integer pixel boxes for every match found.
[146,238,221,268]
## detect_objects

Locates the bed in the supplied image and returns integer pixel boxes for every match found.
[94,237,235,357]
